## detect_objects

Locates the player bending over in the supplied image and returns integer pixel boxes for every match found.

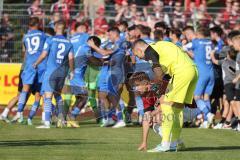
[129,72,163,151]
[132,40,198,152]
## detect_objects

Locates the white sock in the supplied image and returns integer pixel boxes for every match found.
[16,112,21,117]
[44,121,50,126]
[42,112,45,121]
[2,108,10,117]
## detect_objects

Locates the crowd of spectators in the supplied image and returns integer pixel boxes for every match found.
[0,0,240,61]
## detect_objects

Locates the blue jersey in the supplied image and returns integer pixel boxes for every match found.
[70,44,91,87]
[175,41,182,47]
[214,39,224,54]
[70,32,89,55]
[189,38,214,72]
[43,35,73,77]
[23,29,46,67]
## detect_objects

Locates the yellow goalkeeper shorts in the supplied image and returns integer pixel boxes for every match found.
[164,65,198,104]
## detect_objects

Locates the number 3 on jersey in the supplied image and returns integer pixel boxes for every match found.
[56,43,65,64]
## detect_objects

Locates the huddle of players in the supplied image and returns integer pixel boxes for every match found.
[1,15,240,132]
[0,17,138,129]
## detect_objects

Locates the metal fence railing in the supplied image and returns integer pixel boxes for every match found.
[0,3,232,63]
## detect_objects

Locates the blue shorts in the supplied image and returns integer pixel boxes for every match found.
[194,71,215,96]
[107,72,123,96]
[70,86,88,95]
[70,75,87,95]
[97,66,110,93]
[37,68,45,83]
[21,66,37,85]
[41,72,65,93]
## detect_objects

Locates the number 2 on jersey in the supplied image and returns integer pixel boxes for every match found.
[56,43,65,64]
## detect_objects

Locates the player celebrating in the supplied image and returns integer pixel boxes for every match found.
[11,17,46,123]
[187,27,215,128]
[132,40,198,152]
[88,27,127,128]
[33,20,74,129]
[68,34,109,127]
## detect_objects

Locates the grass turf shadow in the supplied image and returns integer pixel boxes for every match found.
[0,139,107,147]
[184,146,240,152]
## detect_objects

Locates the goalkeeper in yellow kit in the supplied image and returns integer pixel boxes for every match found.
[132,40,198,152]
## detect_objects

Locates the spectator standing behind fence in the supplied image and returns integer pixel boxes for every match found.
[94,6,109,37]
[171,1,185,29]
[221,0,232,24]
[152,0,170,27]
[0,13,14,62]
[28,0,45,29]
[28,0,44,18]
[229,1,239,29]
[83,0,105,18]
[50,0,70,26]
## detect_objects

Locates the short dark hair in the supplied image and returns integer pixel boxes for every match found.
[154,22,167,30]
[88,36,101,47]
[196,27,210,37]
[108,27,120,34]
[75,22,88,30]
[228,30,240,40]
[170,28,182,39]
[118,20,128,28]
[132,39,147,50]
[55,20,66,28]
[228,46,238,60]
[154,29,164,41]
[129,72,150,86]
[128,25,136,31]
[183,26,194,32]
[210,26,223,37]
[136,24,145,31]
[141,26,152,37]
[44,27,55,36]
[29,17,40,27]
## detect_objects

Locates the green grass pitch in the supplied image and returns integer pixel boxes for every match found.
[0,120,240,160]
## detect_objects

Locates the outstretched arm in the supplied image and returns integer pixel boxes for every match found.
[88,39,113,56]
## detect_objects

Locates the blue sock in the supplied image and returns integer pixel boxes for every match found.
[136,96,144,116]
[119,99,125,112]
[204,100,211,111]
[71,107,80,118]
[51,103,56,115]
[44,98,52,122]
[202,107,210,121]
[107,110,113,119]
[195,99,207,112]
[17,91,28,112]
[28,101,40,119]
[117,110,123,121]
[195,99,209,120]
